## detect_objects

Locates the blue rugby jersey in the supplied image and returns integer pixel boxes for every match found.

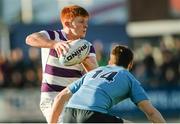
[67,65,149,114]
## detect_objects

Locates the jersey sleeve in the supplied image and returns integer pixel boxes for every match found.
[128,73,149,104]
[88,43,96,57]
[39,30,56,40]
[68,74,86,94]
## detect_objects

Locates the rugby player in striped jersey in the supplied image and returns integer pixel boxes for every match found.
[26,5,98,123]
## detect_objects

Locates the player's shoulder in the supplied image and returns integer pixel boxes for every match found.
[125,71,142,85]
[39,29,54,34]
[38,30,55,39]
[39,29,64,40]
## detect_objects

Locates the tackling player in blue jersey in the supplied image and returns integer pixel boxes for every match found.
[49,45,166,123]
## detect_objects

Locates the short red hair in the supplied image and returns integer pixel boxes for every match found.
[60,5,89,24]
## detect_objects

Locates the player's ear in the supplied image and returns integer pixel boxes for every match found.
[108,55,112,65]
[108,60,112,65]
[127,61,133,70]
[109,55,115,65]
[64,21,71,27]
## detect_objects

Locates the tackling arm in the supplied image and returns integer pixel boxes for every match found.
[49,87,72,124]
[81,56,99,72]
[137,100,166,123]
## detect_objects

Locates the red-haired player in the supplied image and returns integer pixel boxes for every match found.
[26,5,98,123]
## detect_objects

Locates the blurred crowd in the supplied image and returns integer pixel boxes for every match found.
[0,47,42,88]
[132,39,180,88]
[0,39,179,89]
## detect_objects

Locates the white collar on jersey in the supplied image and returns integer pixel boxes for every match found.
[107,65,127,70]
[61,29,68,40]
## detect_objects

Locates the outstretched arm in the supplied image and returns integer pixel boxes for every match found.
[26,32,56,48]
[49,87,72,124]
[137,100,166,123]
[26,32,69,57]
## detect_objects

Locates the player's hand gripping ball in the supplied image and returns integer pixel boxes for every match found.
[59,39,91,66]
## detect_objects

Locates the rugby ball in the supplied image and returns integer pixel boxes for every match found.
[59,39,91,66]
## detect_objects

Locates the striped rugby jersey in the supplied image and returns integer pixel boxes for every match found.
[39,30,96,93]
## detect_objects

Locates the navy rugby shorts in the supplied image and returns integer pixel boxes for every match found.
[63,107,123,123]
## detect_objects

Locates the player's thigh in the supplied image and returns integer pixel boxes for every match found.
[40,97,54,121]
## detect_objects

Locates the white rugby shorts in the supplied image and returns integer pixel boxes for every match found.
[40,92,64,123]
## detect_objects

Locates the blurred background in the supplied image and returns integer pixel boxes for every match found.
[0,0,179,123]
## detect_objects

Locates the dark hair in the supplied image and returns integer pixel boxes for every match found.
[111,45,133,68]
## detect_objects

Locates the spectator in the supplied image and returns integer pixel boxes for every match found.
[9,48,25,88]
[159,49,179,87]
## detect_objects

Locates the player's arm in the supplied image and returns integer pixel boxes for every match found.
[26,32,56,48]
[128,74,165,123]
[81,44,99,72]
[49,87,72,124]
[49,76,85,124]
[26,32,69,56]
[81,55,98,72]
[137,100,166,123]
